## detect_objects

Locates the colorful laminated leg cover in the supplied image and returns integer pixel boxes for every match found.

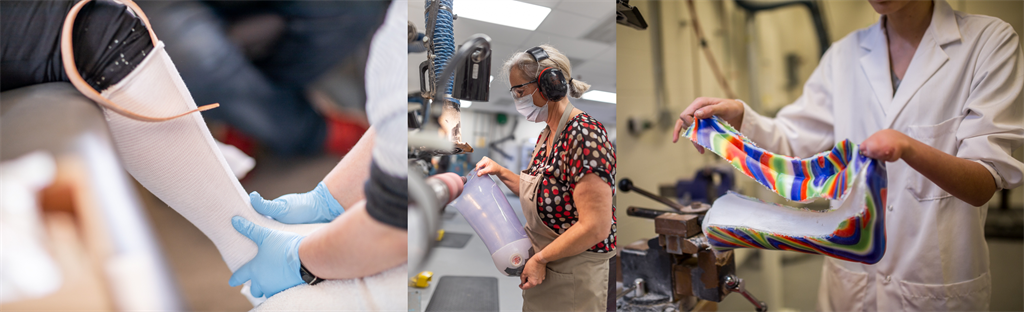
[81,1,408,310]
[684,117,887,264]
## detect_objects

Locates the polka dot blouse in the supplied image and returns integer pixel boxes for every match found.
[526,112,616,253]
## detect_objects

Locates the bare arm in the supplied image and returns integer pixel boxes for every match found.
[534,173,612,261]
[906,143,997,206]
[297,200,407,279]
[323,127,375,208]
[494,167,520,196]
[860,129,997,206]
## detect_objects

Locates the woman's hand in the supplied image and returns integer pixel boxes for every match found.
[672,97,745,154]
[475,156,507,176]
[519,256,547,290]
[474,156,521,196]
[859,129,913,162]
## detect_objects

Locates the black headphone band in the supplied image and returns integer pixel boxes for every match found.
[526,46,549,63]
[526,47,572,83]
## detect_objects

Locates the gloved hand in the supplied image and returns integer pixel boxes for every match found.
[249,182,344,224]
[228,216,305,298]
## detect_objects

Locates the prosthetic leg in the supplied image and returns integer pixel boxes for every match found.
[448,170,532,275]
[60,0,405,309]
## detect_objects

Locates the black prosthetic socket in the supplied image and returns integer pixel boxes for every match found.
[72,0,154,91]
[0,0,153,92]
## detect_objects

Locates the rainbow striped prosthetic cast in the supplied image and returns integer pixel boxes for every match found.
[685,117,887,264]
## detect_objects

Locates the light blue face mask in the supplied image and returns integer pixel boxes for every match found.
[513,89,548,122]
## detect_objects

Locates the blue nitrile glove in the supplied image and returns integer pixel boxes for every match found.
[249,182,344,224]
[228,216,305,298]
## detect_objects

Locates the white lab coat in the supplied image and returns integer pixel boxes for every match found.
[738,0,1023,310]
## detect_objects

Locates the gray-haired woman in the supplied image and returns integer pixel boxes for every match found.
[475,44,617,312]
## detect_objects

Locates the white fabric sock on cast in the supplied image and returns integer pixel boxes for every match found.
[99,41,403,310]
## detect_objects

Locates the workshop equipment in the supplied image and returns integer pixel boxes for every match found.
[409,0,493,158]
[619,179,708,214]
[408,0,495,285]
[452,41,491,102]
[618,178,766,312]
[408,170,466,273]
[616,0,648,30]
[409,271,434,288]
[675,168,733,205]
[424,276,499,312]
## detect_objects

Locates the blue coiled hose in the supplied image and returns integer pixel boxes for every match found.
[427,0,455,96]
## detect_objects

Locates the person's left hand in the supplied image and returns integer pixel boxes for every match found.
[228,216,305,298]
[859,129,913,162]
[519,257,547,290]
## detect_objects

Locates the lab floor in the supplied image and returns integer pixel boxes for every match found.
[411,191,528,312]
[142,153,341,311]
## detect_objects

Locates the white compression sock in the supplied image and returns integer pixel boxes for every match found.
[101,41,320,272]
[98,41,404,310]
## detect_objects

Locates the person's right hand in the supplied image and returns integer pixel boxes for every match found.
[249,182,344,224]
[474,156,507,177]
[672,97,746,154]
[228,216,305,298]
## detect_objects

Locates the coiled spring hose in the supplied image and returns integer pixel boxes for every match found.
[427,0,455,96]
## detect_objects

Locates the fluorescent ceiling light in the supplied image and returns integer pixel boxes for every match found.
[581,90,616,104]
[454,0,551,31]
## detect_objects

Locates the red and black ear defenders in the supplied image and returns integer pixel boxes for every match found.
[526,47,568,101]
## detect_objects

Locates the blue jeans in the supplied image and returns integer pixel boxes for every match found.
[137,0,388,155]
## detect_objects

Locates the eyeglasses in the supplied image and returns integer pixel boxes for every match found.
[509,80,537,97]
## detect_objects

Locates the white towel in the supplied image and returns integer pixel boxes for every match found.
[253,264,407,311]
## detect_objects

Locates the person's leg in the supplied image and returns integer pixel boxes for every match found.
[1,0,73,91]
[97,38,324,273]
[32,0,329,275]
[1,0,152,92]
[135,0,326,155]
[0,0,295,284]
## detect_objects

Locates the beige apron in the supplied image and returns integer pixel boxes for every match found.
[520,103,615,312]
